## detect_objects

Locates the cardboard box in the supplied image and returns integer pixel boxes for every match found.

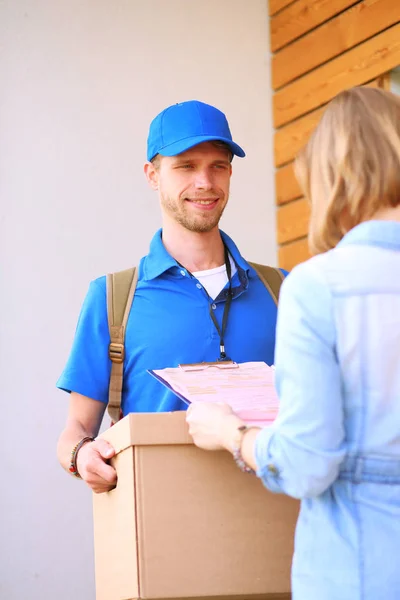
[93,412,299,600]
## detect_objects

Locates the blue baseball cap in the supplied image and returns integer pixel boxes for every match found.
[147,100,246,161]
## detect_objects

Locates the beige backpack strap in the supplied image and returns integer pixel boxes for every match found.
[106,267,138,423]
[249,262,285,306]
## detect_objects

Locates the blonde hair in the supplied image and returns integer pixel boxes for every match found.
[295,87,400,255]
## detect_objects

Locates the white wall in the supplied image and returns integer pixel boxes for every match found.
[390,67,400,95]
[0,1,275,598]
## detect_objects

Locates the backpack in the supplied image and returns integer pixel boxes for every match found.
[106,263,284,423]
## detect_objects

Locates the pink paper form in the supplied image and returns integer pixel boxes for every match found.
[150,361,279,426]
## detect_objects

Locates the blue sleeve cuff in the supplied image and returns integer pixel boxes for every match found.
[254,426,285,494]
[56,376,108,404]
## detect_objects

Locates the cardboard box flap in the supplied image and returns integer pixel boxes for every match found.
[99,411,192,455]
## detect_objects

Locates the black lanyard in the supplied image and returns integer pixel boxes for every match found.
[178,245,233,361]
[206,245,233,361]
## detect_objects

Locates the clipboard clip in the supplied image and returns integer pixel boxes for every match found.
[178,360,239,372]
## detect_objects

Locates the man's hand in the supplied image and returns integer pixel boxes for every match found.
[76,438,117,494]
[57,393,118,493]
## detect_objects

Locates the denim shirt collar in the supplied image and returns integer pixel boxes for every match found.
[143,228,250,281]
[337,220,400,252]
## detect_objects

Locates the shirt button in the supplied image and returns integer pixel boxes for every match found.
[211,303,217,310]
[196,283,202,289]
[267,464,279,475]
[180,270,186,276]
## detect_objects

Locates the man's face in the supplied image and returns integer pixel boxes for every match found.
[145,142,232,233]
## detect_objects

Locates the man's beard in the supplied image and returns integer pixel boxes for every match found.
[161,192,228,233]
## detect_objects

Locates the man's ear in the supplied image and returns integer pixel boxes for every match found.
[144,161,159,190]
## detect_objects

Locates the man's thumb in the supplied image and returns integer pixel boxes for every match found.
[96,440,115,459]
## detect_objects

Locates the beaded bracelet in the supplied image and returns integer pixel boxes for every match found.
[232,425,256,475]
[69,436,94,478]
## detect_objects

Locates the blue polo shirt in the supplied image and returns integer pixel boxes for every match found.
[57,230,285,415]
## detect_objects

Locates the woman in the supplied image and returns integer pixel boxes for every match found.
[186,87,400,600]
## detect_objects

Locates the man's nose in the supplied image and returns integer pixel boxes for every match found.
[194,169,213,190]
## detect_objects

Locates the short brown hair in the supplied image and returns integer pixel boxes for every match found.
[295,87,400,255]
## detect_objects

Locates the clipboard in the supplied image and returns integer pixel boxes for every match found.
[178,360,239,372]
[149,370,191,406]
[148,361,280,426]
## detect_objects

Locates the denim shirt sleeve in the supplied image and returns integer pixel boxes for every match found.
[254,258,346,499]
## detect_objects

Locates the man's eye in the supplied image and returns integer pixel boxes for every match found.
[178,164,193,169]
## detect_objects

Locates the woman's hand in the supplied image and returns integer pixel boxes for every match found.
[186,402,244,451]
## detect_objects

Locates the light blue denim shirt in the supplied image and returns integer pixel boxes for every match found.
[254,221,400,600]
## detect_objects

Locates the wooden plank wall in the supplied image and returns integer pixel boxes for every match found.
[268,0,400,271]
